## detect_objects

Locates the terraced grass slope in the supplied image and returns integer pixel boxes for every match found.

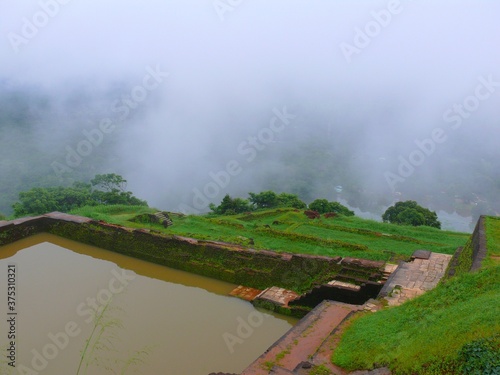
[70,205,468,262]
[332,215,500,374]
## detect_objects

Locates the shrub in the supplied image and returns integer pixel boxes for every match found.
[309,199,354,216]
[304,210,321,219]
[209,194,251,215]
[382,200,441,229]
[458,335,500,374]
[248,191,306,210]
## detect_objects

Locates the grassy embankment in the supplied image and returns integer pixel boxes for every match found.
[69,205,468,262]
[332,216,500,374]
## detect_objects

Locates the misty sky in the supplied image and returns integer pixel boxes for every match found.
[1,0,499,228]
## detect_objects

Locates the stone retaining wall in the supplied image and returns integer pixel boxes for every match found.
[0,212,385,295]
[446,215,488,277]
[470,215,488,271]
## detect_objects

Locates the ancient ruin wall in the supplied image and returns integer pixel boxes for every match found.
[0,213,385,294]
[446,215,488,277]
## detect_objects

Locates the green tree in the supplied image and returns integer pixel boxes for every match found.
[396,208,425,226]
[309,199,355,216]
[209,194,251,215]
[12,174,147,217]
[90,173,127,192]
[382,200,441,228]
[248,191,279,209]
[308,199,330,213]
[12,184,94,217]
[90,174,147,206]
[90,190,147,206]
[248,191,306,210]
[276,192,307,209]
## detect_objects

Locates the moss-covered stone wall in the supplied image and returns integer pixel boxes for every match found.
[0,213,386,294]
[446,215,488,278]
[46,219,349,292]
[0,216,52,246]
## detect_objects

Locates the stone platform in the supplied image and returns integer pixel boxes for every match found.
[229,286,263,301]
[254,286,300,307]
[379,251,452,306]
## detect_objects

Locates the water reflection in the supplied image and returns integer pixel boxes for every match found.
[0,233,296,375]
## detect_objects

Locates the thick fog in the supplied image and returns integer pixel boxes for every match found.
[1,0,499,231]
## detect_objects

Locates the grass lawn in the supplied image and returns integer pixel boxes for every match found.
[332,216,500,374]
[70,206,468,261]
[486,216,500,266]
[332,264,500,374]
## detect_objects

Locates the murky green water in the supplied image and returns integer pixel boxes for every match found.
[0,233,296,375]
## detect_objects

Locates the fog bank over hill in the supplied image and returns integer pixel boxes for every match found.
[0,0,499,231]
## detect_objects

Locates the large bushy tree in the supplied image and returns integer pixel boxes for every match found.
[12,174,147,217]
[209,194,251,215]
[90,174,147,206]
[211,191,307,215]
[248,191,306,210]
[90,173,127,192]
[309,199,355,216]
[248,191,280,209]
[13,185,94,217]
[382,200,441,229]
[276,192,307,209]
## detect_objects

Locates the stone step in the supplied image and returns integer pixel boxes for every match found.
[153,212,173,227]
[254,286,299,307]
[327,280,361,291]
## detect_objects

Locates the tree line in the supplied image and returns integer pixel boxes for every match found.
[209,191,441,229]
[209,191,355,216]
[4,175,441,229]
[10,173,147,217]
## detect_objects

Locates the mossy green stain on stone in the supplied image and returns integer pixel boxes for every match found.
[1,215,387,295]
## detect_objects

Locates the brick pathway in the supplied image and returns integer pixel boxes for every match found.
[241,301,360,375]
[381,252,452,306]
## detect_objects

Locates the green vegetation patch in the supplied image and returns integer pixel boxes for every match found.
[332,264,500,374]
[70,205,156,224]
[486,216,500,263]
[68,206,468,261]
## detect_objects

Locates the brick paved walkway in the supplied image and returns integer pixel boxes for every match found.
[241,301,360,375]
[381,252,452,306]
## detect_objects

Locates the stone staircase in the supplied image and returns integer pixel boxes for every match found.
[154,211,173,227]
